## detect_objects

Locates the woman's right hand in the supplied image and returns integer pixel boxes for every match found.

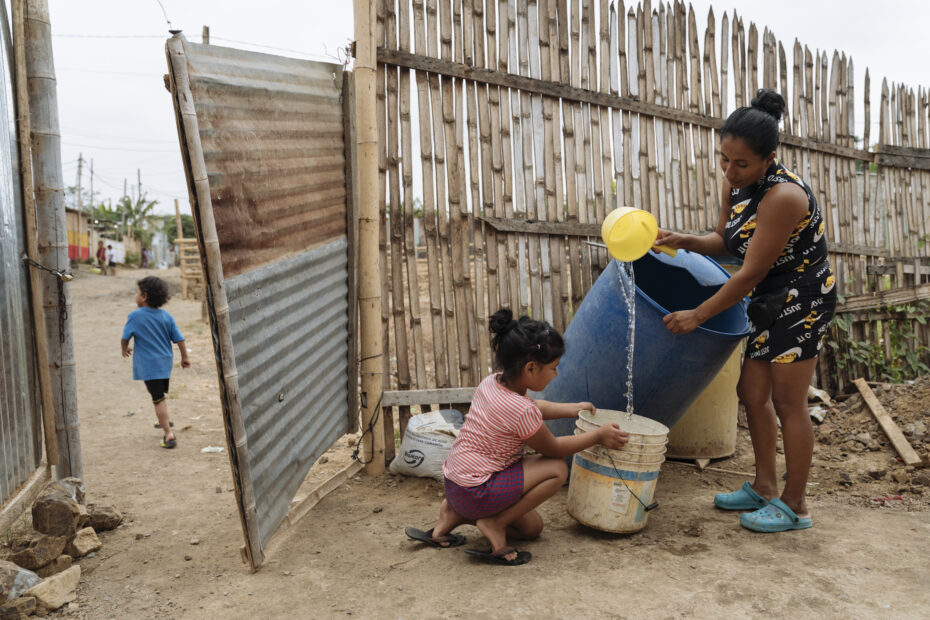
[597,423,629,449]
[654,228,690,252]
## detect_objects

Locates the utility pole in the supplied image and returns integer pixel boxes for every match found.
[137,168,141,201]
[76,153,83,259]
[89,158,94,208]
[202,25,209,44]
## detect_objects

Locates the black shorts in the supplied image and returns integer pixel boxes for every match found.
[747,262,837,363]
[144,378,170,404]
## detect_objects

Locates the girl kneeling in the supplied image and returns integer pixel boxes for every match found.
[405,309,628,566]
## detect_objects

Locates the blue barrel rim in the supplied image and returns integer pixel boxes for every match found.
[621,253,752,339]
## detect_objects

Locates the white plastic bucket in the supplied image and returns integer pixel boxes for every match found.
[568,411,669,533]
[576,410,669,445]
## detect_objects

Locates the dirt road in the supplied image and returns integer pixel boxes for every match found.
[59,266,930,619]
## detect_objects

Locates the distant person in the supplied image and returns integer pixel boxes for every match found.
[120,276,190,449]
[404,308,627,566]
[141,247,150,269]
[96,240,107,275]
[106,244,117,276]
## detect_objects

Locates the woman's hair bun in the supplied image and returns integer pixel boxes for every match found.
[750,89,785,123]
[489,308,516,335]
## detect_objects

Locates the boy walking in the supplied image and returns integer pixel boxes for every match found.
[121,276,190,448]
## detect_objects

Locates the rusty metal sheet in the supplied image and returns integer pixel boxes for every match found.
[166,35,357,568]
[181,42,347,279]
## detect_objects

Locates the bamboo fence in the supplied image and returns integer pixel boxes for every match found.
[374,0,930,433]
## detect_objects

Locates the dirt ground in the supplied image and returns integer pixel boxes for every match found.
[7,265,930,619]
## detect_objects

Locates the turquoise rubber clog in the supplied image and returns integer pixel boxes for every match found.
[714,481,767,511]
[740,498,813,533]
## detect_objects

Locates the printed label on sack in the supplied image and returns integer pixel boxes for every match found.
[610,482,631,514]
[403,449,425,468]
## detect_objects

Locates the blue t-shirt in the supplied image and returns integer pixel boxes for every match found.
[121,307,184,381]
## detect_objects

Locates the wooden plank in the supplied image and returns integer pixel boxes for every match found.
[378,47,876,161]
[852,379,922,466]
[836,283,930,313]
[264,459,364,556]
[478,214,600,236]
[0,463,50,536]
[382,387,477,407]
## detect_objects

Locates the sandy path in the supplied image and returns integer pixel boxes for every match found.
[61,266,930,619]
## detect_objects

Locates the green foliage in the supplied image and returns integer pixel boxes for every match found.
[125,251,141,266]
[164,214,196,240]
[828,301,930,383]
[118,193,158,243]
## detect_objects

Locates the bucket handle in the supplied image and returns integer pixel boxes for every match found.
[606,452,659,512]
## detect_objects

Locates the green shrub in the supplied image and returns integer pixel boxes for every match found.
[125,251,140,266]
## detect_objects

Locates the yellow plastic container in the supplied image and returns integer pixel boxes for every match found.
[568,411,669,533]
[601,207,676,261]
[666,263,744,460]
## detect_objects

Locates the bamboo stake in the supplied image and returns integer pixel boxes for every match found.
[353,0,386,472]
[166,33,264,566]
[500,0,520,313]
[540,0,566,329]
[747,22,757,97]
[399,0,427,396]
[720,10,728,118]
[520,0,544,321]
[12,0,57,467]
[562,1,583,313]
[386,3,412,415]
[25,0,81,479]
[377,0,394,459]
[412,0,449,389]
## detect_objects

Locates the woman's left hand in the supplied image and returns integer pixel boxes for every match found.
[663,309,704,334]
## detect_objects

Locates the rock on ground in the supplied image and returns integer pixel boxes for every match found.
[8,531,67,571]
[86,504,122,532]
[65,528,101,558]
[31,490,87,538]
[0,561,40,603]
[0,596,36,619]
[36,556,72,579]
[45,478,85,505]
[23,565,80,612]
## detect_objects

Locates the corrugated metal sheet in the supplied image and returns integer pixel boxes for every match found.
[182,42,347,279]
[0,6,41,506]
[167,36,356,566]
[225,239,349,544]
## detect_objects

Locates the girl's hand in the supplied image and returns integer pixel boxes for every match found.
[663,309,705,334]
[122,347,132,358]
[577,402,595,415]
[181,356,191,369]
[597,423,629,449]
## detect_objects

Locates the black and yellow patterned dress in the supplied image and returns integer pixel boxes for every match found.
[722,161,837,363]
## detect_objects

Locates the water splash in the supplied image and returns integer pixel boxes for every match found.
[617,260,636,419]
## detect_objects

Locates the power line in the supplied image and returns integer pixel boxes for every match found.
[58,66,163,78]
[53,33,165,39]
[62,141,178,153]
[62,127,177,145]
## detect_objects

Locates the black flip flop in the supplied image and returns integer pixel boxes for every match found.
[160,437,177,449]
[404,527,466,548]
[464,547,532,566]
[154,421,175,429]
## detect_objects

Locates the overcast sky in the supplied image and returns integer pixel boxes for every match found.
[46,1,927,216]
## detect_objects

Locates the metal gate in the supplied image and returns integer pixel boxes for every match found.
[166,35,357,569]
[0,2,41,509]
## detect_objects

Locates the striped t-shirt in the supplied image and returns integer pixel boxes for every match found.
[442,372,543,487]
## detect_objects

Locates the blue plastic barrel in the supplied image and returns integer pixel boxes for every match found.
[540,250,750,436]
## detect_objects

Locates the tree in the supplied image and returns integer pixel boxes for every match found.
[117,193,158,245]
[164,214,196,241]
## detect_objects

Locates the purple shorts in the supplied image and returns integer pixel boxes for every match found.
[443,460,525,520]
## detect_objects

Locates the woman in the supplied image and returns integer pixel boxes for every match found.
[655,89,836,533]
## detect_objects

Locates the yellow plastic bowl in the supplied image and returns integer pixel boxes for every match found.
[601,207,675,261]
